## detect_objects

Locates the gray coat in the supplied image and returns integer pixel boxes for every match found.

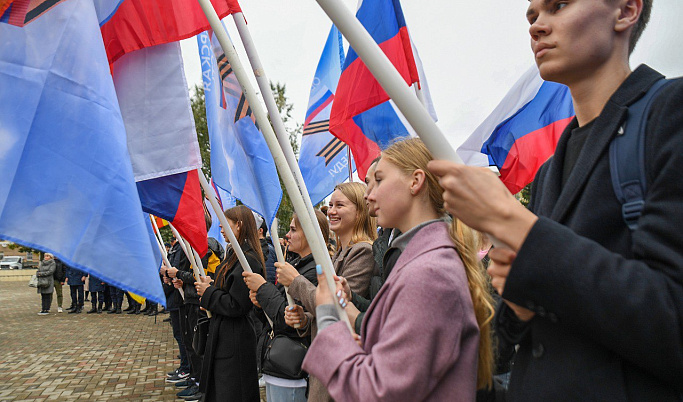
[36,259,56,294]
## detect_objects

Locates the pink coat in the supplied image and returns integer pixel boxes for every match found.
[302,222,480,402]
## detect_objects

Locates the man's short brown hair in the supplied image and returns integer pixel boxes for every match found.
[629,0,652,54]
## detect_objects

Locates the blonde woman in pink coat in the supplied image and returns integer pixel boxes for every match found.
[302,138,495,402]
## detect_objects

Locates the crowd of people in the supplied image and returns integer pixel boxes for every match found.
[35,255,160,316]
[32,1,683,401]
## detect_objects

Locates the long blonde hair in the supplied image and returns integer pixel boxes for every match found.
[332,182,377,246]
[382,138,495,389]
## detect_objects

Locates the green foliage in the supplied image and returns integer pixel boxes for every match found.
[6,242,43,259]
[191,84,211,178]
[515,183,532,208]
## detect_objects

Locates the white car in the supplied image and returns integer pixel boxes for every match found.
[0,256,23,270]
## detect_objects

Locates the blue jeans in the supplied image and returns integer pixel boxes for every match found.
[265,383,307,402]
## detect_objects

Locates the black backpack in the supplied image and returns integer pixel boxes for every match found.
[609,78,673,231]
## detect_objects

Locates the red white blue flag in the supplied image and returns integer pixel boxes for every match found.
[329,0,420,180]
[457,66,574,194]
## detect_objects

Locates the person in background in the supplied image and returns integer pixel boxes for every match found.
[52,257,66,313]
[86,273,106,314]
[106,283,124,314]
[258,219,278,285]
[36,253,56,316]
[65,264,86,314]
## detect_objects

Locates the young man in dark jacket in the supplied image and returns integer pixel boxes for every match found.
[429,0,683,400]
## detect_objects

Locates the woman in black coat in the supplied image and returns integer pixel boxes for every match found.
[243,211,329,401]
[195,205,265,402]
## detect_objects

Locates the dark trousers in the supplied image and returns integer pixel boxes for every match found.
[69,285,84,307]
[103,286,111,309]
[90,291,104,307]
[41,293,53,311]
[170,309,191,373]
[179,303,203,382]
[108,286,123,308]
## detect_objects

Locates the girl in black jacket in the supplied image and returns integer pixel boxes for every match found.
[243,210,329,401]
[195,205,264,402]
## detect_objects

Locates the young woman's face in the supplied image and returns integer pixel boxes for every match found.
[327,190,358,237]
[364,163,379,218]
[286,218,308,255]
[220,218,240,244]
[526,0,620,85]
[369,159,412,229]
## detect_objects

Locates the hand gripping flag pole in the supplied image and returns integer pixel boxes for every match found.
[231,13,319,228]
[269,219,300,328]
[314,0,510,250]
[196,0,353,332]
[151,215,184,299]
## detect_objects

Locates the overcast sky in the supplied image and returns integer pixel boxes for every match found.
[180,0,683,150]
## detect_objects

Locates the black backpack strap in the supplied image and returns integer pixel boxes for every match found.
[609,78,673,230]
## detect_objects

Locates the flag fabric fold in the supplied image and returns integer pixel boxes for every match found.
[299,25,355,206]
[198,29,282,229]
[100,0,241,65]
[329,0,421,180]
[457,66,574,194]
[0,0,164,303]
[112,41,208,256]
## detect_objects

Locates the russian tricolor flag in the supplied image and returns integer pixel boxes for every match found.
[329,0,419,180]
[457,66,574,194]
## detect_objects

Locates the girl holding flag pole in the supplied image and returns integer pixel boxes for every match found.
[302,138,494,401]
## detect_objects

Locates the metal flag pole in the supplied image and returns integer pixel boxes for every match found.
[312,0,509,250]
[195,0,352,331]
[347,146,353,182]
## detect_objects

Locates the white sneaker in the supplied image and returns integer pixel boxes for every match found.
[58,307,63,313]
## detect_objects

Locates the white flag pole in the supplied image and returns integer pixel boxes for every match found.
[231,12,318,227]
[313,0,509,250]
[195,0,352,332]
[151,215,184,299]
[197,170,253,275]
[269,219,299,328]
[169,223,213,317]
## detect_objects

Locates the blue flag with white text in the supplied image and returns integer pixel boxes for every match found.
[299,26,355,206]
[0,0,165,304]
[198,29,282,229]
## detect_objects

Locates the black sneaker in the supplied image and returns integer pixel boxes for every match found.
[184,392,203,402]
[165,370,190,383]
[174,379,193,389]
[177,385,199,398]
[167,368,180,377]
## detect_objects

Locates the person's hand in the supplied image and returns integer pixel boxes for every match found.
[336,275,351,300]
[249,290,261,308]
[487,248,536,322]
[60,282,65,285]
[162,276,171,285]
[345,301,361,327]
[242,271,266,292]
[275,262,299,287]
[166,266,179,278]
[315,265,343,307]
[159,265,167,275]
[195,275,212,296]
[284,304,307,328]
[427,161,537,251]
[172,278,183,289]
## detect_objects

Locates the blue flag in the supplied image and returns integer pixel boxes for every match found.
[198,29,282,228]
[0,0,165,304]
[298,26,355,206]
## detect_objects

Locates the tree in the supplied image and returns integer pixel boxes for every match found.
[270,82,303,236]
[191,84,211,178]
[515,183,532,208]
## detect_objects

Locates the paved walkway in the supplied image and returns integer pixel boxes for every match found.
[0,279,189,401]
